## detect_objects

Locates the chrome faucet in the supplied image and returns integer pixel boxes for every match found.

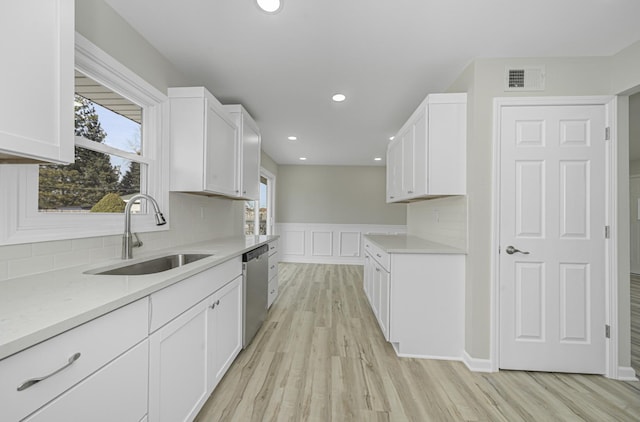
[122,194,166,259]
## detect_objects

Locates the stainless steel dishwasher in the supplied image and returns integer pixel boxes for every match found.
[242,244,269,348]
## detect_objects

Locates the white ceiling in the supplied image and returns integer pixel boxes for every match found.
[105,0,640,166]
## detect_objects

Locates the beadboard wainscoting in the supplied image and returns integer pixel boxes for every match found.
[275,223,407,265]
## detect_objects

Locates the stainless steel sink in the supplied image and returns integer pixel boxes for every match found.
[86,253,213,276]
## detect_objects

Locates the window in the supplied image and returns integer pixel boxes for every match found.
[0,34,169,245]
[39,73,146,213]
[244,169,275,235]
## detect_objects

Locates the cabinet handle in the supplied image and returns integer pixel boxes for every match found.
[390,196,395,199]
[270,289,275,294]
[407,190,414,194]
[243,190,247,194]
[375,267,381,272]
[270,265,276,270]
[17,352,82,391]
[376,253,382,258]
[210,299,220,309]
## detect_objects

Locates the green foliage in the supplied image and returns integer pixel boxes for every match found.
[90,193,126,213]
[119,161,141,196]
[38,95,123,210]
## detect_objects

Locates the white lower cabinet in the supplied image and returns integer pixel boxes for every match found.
[267,240,279,308]
[23,340,149,422]
[148,262,243,422]
[376,265,390,341]
[207,276,243,391]
[149,298,210,422]
[364,251,390,341]
[363,236,464,359]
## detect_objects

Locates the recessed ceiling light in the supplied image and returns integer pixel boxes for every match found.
[299,157,307,161]
[287,136,297,141]
[374,157,382,161]
[389,136,395,141]
[332,93,346,102]
[256,0,282,13]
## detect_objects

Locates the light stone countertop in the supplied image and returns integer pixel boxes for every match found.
[0,235,278,361]
[364,234,466,254]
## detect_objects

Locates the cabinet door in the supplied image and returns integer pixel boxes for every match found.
[371,264,381,319]
[207,276,243,392]
[378,269,390,341]
[0,0,74,164]
[24,340,149,422]
[412,110,428,196]
[401,126,415,197]
[386,138,403,202]
[204,100,239,196]
[363,253,373,303]
[149,300,209,422]
[241,117,261,200]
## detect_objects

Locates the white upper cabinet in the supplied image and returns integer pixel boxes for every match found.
[168,87,240,197]
[223,105,261,200]
[0,0,74,164]
[386,93,466,202]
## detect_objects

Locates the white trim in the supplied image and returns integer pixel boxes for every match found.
[462,351,494,373]
[0,33,169,245]
[276,223,407,265]
[616,366,638,381]
[605,98,619,379]
[261,167,276,235]
[491,95,617,377]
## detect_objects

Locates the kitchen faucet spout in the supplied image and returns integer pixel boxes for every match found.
[122,194,166,259]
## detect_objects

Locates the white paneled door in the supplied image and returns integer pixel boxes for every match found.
[499,104,606,374]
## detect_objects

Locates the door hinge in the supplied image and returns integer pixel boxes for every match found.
[604,225,610,239]
[605,127,610,141]
[605,324,611,339]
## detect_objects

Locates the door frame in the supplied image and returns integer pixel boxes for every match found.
[490,96,619,378]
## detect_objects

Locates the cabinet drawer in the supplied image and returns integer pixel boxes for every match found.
[268,276,278,308]
[23,340,149,422]
[365,240,390,271]
[268,240,278,256]
[149,257,242,333]
[0,298,148,422]
[268,258,278,282]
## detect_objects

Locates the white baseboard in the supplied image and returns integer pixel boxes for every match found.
[462,351,495,372]
[617,366,638,381]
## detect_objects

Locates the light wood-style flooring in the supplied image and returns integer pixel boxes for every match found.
[195,263,640,422]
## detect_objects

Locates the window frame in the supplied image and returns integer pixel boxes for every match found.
[0,33,170,245]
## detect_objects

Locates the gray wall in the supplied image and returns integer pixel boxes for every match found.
[276,165,406,225]
[408,47,640,366]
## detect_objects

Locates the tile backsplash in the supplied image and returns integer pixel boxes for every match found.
[0,192,244,281]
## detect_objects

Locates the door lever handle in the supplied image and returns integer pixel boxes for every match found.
[505,246,529,255]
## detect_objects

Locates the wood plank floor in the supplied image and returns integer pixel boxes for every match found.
[632,274,640,376]
[195,263,640,422]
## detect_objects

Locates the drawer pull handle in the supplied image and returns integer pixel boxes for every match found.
[17,352,82,391]
[376,253,382,258]
[375,268,381,272]
[270,265,276,270]
[210,300,220,309]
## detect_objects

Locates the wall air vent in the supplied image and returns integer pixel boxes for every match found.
[505,65,545,91]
